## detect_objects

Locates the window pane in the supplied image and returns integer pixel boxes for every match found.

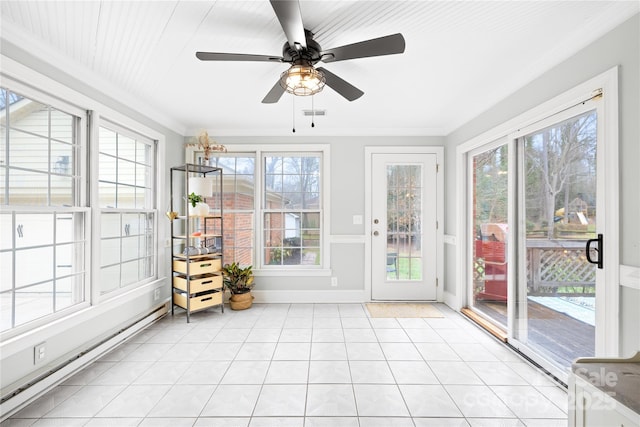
[99,265,120,295]
[265,174,283,194]
[50,109,74,143]
[99,128,117,156]
[55,276,78,310]
[9,129,49,172]
[55,213,75,244]
[51,141,73,175]
[0,252,12,292]
[122,236,139,262]
[101,238,120,267]
[136,141,151,166]
[301,248,320,265]
[51,175,73,206]
[117,185,136,209]
[0,291,12,331]
[16,213,54,248]
[121,260,139,286]
[56,243,76,277]
[0,126,7,167]
[99,154,117,183]
[139,256,153,281]
[118,158,136,186]
[118,135,136,159]
[101,213,121,238]
[16,247,53,287]
[0,212,12,251]
[15,282,54,326]
[99,182,117,208]
[10,100,49,138]
[136,164,151,188]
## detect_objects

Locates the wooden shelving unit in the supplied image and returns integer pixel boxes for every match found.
[170,164,224,322]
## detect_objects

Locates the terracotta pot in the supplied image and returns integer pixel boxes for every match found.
[229,292,253,310]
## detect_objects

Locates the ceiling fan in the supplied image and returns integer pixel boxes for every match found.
[196,0,406,103]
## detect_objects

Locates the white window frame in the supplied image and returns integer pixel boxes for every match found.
[260,151,323,270]
[186,143,331,276]
[92,117,159,302]
[0,76,91,338]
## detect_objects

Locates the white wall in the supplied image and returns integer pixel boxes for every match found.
[187,135,444,297]
[444,13,640,356]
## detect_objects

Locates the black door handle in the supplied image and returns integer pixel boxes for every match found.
[586,233,603,269]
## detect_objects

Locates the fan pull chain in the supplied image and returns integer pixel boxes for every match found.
[311,95,315,128]
[292,96,296,133]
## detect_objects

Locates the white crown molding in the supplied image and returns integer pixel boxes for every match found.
[0,20,186,136]
[186,127,447,137]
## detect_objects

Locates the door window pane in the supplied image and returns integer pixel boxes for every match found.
[386,165,422,280]
[516,110,597,369]
[471,144,509,328]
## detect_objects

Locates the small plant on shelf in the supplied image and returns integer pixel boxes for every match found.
[187,192,209,216]
[188,192,203,208]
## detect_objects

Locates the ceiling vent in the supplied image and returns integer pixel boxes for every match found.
[303,109,327,116]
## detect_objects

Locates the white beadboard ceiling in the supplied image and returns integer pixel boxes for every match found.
[1,1,638,136]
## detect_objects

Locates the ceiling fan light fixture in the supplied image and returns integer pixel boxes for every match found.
[280,61,326,96]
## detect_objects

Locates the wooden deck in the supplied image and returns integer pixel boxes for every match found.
[473,299,595,368]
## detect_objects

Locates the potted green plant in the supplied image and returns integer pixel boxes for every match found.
[222,262,255,310]
[187,192,209,216]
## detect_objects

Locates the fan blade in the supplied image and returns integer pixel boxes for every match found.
[317,67,364,101]
[196,52,283,62]
[270,0,307,50]
[321,33,405,63]
[262,80,286,104]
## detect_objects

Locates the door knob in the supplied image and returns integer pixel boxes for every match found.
[373,231,379,236]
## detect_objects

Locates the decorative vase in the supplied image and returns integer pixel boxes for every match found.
[229,292,253,310]
[189,202,209,216]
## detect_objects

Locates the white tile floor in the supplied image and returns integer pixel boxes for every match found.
[3,303,568,427]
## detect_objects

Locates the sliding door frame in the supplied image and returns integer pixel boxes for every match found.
[456,67,620,362]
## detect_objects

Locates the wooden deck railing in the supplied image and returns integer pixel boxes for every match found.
[474,239,595,297]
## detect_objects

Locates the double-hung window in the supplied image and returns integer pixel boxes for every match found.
[192,147,326,270]
[206,154,255,266]
[263,153,321,267]
[97,123,156,296]
[0,87,87,332]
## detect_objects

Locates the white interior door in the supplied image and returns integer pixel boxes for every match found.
[371,153,438,300]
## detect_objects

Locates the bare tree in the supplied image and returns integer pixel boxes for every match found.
[525,111,596,239]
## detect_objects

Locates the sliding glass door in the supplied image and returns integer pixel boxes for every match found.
[467,102,603,381]
[513,108,597,376]
[469,142,510,330]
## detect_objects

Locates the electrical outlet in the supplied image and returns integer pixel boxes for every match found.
[331,277,338,287]
[153,288,160,301]
[34,342,46,364]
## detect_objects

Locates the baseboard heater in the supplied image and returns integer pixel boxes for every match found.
[0,303,168,421]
